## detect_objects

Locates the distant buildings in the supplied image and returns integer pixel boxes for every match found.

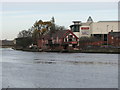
[14,16,120,51]
[1,40,14,47]
[69,16,120,47]
[70,16,119,41]
[37,16,120,51]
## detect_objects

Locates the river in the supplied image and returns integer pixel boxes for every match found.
[0,48,118,88]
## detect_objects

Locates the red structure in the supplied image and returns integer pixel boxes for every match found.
[37,30,79,51]
[84,41,106,46]
[108,31,120,47]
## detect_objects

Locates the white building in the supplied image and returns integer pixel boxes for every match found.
[90,21,119,35]
[70,16,119,41]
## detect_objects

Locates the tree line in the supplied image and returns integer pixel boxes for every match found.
[15,17,66,48]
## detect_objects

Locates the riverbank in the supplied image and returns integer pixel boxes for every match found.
[12,47,120,54]
[80,48,120,54]
[1,46,14,48]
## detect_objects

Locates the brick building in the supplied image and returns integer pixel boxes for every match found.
[37,30,79,51]
[108,31,120,47]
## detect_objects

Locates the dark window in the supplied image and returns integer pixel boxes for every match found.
[71,25,80,32]
[65,38,67,42]
[104,34,107,41]
[72,44,76,48]
[74,25,79,32]
[72,38,76,41]
[48,40,52,45]
[69,39,72,42]
[69,35,73,38]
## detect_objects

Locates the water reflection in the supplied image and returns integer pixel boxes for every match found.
[34,59,117,65]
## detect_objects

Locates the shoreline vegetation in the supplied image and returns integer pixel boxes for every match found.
[11,46,120,54]
[1,45,120,54]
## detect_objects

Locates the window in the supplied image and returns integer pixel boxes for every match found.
[69,39,72,42]
[111,37,114,39]
[64,38,67,42]
[68,35,72,38]
[72,26,79,32]
[65,38,67,42]
[72,38,76,41]
[48,40,52,45]
[72,44,76,48]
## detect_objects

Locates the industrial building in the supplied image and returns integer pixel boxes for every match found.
[70,16,119,41]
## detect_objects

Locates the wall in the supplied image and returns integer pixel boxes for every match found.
[90,21,119,34]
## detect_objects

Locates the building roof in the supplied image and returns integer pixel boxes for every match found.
[72,21,81,24]
[87,16,93,22]
[98,21,120,23]
[69,24,81,28]
[42,30,78,40]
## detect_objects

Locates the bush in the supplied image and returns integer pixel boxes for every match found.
[15,37,33,48]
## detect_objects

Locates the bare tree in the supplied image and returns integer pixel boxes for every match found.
[17,30,32,38]
[55,25,66,30]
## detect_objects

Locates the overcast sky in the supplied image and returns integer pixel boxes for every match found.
[0,1,118,40]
